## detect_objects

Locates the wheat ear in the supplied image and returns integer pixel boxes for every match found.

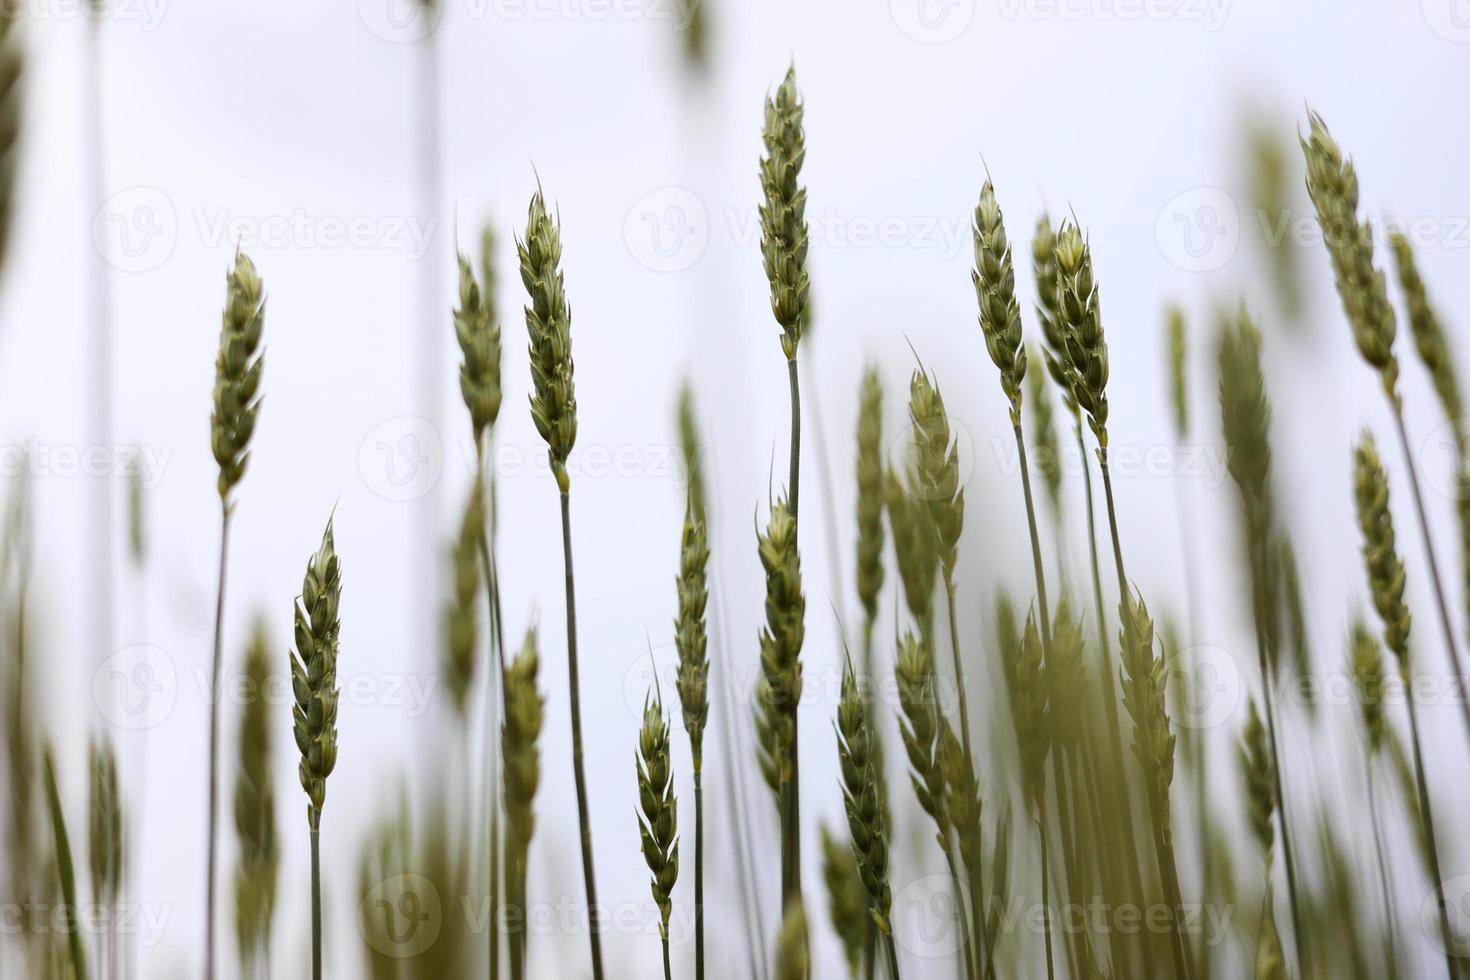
[637,679,679,980]
[290,517,341,980]
[205,250,265,980]
[674,501,710,980]
[234,619,278,975]
[502,628,543,980]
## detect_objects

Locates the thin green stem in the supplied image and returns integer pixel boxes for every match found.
[1390,406,1470,750]
[942,848,977,980]
[883,932,902,979]
[479,442,506,980]
[310,820,321,980]
[1038,805,1055,980]
[1251,617,1307,979]
[663,935,673,980]
[560,491,605,980]
[1366,760,1398,978]
[782,356,804,911]
[204,506,230,980]
[695,770,705,980]
[1404,686,1459,980]
[1078,430,1146,917]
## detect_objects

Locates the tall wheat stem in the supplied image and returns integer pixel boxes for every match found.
[1389,407,1470,745]
[1038,802,1055,980]
[309,820,321,980]
[478,442,507,980]
[1404,690,1458,979]
[560,491,603,977]
[783,356,803,908]
[1365,761,1398,975]
[204,508,230,980]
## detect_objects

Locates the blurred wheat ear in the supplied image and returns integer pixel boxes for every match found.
[234,618,278,975]
[502,627,543,980]
[43,746,88,980]
[88,735,122,978]
[636,681,679,980]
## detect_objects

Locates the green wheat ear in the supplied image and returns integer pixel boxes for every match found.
[518,187,577,493]
[1166,305,1188,440]
[775,902,809,980]
[759,64,810,362]
[755,496,804,789]
[636,684,679,943]
[1238,697,1275,857]
[674,505,710,771]
[1054,220,1110,444]
[234,619,279,968]
[443,477,484,717]
[1348,616,1387,755]
[855,366,885,629]
[292,517,342,824]
[1389,231,1463,443]
[1353,432,1412,664]
[819,824,865,977]
[453,247,503,447]
[1300,110,1400,400]
[835,655,893,934]
[973,178,1027,425]
[211,251,266,504]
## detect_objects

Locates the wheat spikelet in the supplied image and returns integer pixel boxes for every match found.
[907,370,964,581]
[1053,220,1109,444]
[1237,697,1274,857]
[636,685,679,949]
[1389,231,1463,442]
[755,496,804,789]
[1013,610,1051,811]
[759,65,809,361]
[292,518,342,824]
[1166,305,1188,440]
[1031,214,1075,414]
[210,252,266,503]
[775,902,809,980]
[894,630,948,842]
[1300,111,1400,399]
[677,382,708,523]
[234,619,278,968]
[88,736,122,910]
[518,188,577,493]
[1025,348,1063,520]
[675,504,710,771]
[502,628,544,979]
[885,470,938,634]
[820,824,866,978]
[973,180,1027,425]
[1117,593,1174,828]
[444,477,484,717]
[855,367,885,632]
[454,249,503,447]
[1348,616,1387,755]
[1353,433,1411,664]
[836,656,892,934]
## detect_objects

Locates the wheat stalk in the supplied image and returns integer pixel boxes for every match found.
[205,250,265,980]
[835,655,899,977]
[502,628,543,980]
[1014,610,1054,979]
[759,64,810,912]
[88,735,122,978]
[290,517,341,980]
[674,501,710,980]
[755,495,805,914]
[1237,698,1274,860]
[43,746,88,980]
[820,824,866,979]
[636,680,680,980]
[234,619,278,976]
[1352,430,1459,978]
[1303,110,1470,752]
[517,186,605,979]
[463,224,508,980]
[1348,617,1398,968]
[1215,308,1306,969]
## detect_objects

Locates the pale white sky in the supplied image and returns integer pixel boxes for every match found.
[4,0,1469,975]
